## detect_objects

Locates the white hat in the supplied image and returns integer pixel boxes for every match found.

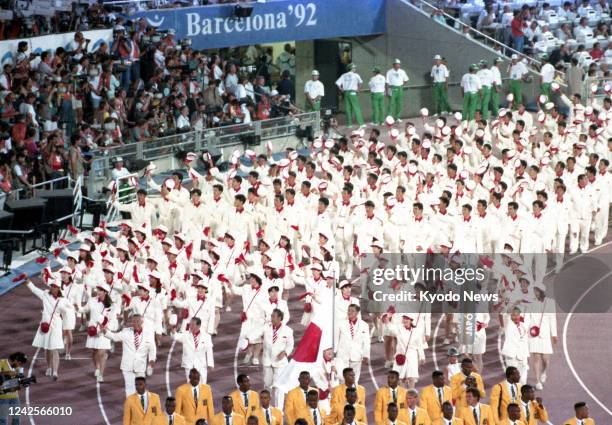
[422,140,432,149]
[149,270,162,281]
[370,240,384,249]
[96,282,111,293]
[389,128,399,139]
[538,95,547,104]
[156,224,169,234]
[511,54,518,60]
[116,240,129,252]
[551,82,560,92]
[185,152,197,162]
[164,179,175,190]
[537,111,546,123]
[441,126,451,136]
[506,149,516,159]
[454,112,462,121]
[506,93,514,102]
[533,281,546,292]
[420,108,429,117]
[459,170,469,180]
[245,149,256,157]
[288,150,299,161]
[433,54,442,60]
[393,58,401,64]
[435,119,444,128]
[78,244,91,252]
[385,116,395,126]
[408,164,418,174]
[167,247,179,256]
[387,196,397,207]
[311,69,319,76]
[270,90,279,96]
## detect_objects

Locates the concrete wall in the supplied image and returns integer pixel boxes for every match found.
[296,0,540,121]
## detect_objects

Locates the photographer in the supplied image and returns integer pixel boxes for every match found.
[0,352,28,425]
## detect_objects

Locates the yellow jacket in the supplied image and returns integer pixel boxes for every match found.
[398,407,432,425]
[255,406,284,425]
[457,404,495,425]
[562,419,595,425]
[374,386,408,425]
[326,403,367,425]
[450,373,485,409]
[123,392,162,425]
[497,421,526,425]
[175,383,215,424]
[292,405,325,425]
[212,412,247,425]
[489,382,521,424]
[433,419,464,425]
[419,385,452,422]
[519,401,549,425]
[151,413,187,425]
[330,384,366,407]
[230,390,261,418]
[284,386,318,425]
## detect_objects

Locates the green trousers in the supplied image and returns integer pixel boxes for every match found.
[344,90,364,127]
[371,92,385,125]
[306,99,320,112]
[491,87,500,118]
[541,83,552,100]
[463,91,480,121]
[509,79,523,108]
[433,82,451,115]
[480,86,491,120]
[387,86,404,120]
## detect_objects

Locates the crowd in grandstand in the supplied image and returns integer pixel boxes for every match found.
[0,18,297,198]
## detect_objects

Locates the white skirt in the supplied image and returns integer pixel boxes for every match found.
[61,310,76,331]
[86,334,111,350]
[32,323,64,351]
[393,348,419,379]
[528,336,553,355]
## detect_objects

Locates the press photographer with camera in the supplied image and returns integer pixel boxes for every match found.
[0,352,28,425]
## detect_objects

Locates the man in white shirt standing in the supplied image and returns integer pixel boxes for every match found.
[369,66,386,126]
[491,57,504,117]
[304,70,324,112]
[477,60,493,120]
[461,64,481,121]
[431,54,450,116]
[335,64,364,128]
[539,54,555,99]
[509,54,529,109]
[386,59,409,122]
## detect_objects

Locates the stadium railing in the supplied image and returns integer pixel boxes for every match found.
[87,111,320,197]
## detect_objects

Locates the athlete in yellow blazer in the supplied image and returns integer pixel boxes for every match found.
[457,389,494,425]
[175,369,215,425]
[518,385,549,425]
[433,402,464,425]
[151,397,187,425]
[285,371,318,425]
[420,372,453,422]
[398,389,432,425]
[490,367,522,424]
[212,397,247,425]
[293,390,325,425]
[123,378,162,425]
[374,371,408,425]
[330,368,366,407]
[230,374,260,418]
[255,390,283,425]
[562,402,595,425]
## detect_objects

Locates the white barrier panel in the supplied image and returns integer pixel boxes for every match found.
[0,29,113,66]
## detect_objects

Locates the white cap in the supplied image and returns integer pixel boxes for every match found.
[433,54,442,60]
[311,69,319,76]
[506,93,514,102]
[385,116,395,126]
[390,128,399,139]
[511,54,519,60]
[420,108,429,117]
[393,58,401,64]
[454,112,462,121]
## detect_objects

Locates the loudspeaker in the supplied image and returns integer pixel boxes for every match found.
[35,189,74,222]
[4,198,47,230]
[296,126,314,141]
[234,5,254,18]
[240,134,261,146]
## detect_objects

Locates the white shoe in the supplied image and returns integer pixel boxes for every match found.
[242,354,252,365]
[52,373,58,381]
[64,354,71,360]
[397,119,402,123]
[252,358,260,366]
[442,338,451,345]
[359,124,366,129]
[433,113,439,117]
[225,306,232,312]
[540,371,547,383]
[45,368,52,377]
[94,368,100,378]
[535,382,543,390]
[384,360,393,368]
[370,122,376,126]
[97,375,104,383]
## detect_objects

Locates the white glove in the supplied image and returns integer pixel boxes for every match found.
[146,366,153,377]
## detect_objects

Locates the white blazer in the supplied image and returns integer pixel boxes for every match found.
[262,323,294,368]
[335,318,371,362]
[105,327,156,373]
[173,330,214,370]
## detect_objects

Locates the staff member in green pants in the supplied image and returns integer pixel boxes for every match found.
[369,66,386,126]
[476,60,493,120]
[461,64,482,121]
[539,54,555,99]
[430,54,450,116]
[491,57,503,118]
[304,69,325,111]
[508,54,529,109]
[335,63,365,128]
[386,58,409,122]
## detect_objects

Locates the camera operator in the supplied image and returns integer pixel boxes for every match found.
[67,32,90,62]
[0,352,28,425]
[269,91,297,118]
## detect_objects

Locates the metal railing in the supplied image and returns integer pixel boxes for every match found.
[405,0,543,68]
[87,111,320,196]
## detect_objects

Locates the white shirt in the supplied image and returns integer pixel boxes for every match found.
[510,62,529,80]
[336,71,362,91]
[491,66,502,86]
[477,68,493,87]
[304,79,325,99]
[431,64,449,83]
[369,74,386,93]
[386,68,409,86]
[541,63,555,83]
[461,73,481,93]
[176,114,190,130]
[139,392,149,412]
